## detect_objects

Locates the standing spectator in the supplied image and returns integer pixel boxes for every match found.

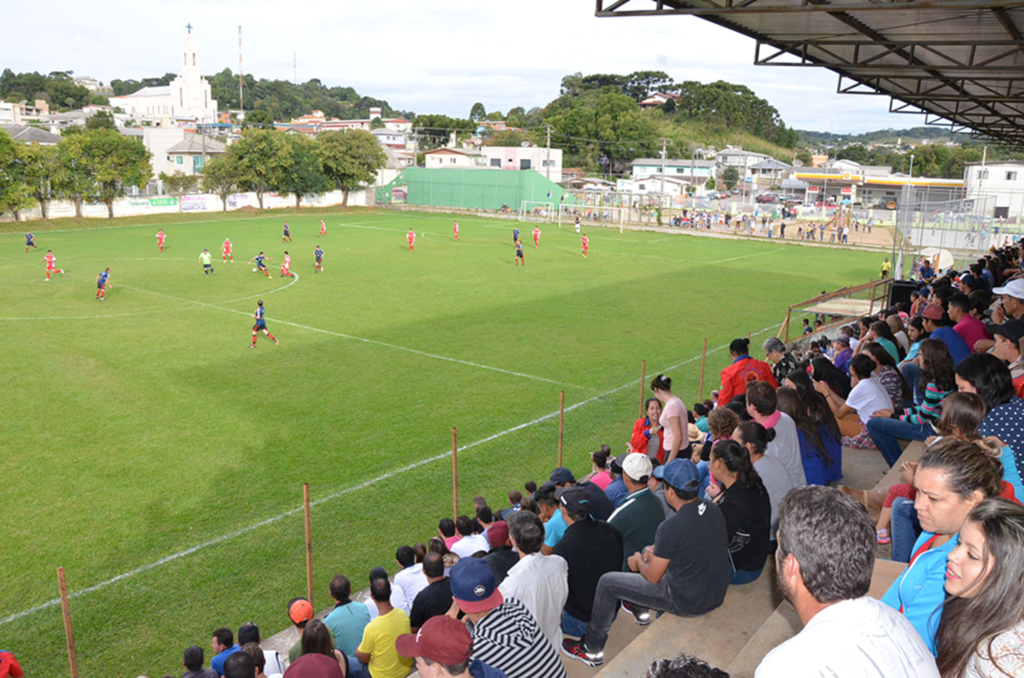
[631,400,666,463]
[754,487,938,677]
[957,353,1024,481]
[562,460,731,667]
[733,422,793,541]
[393,546,429,604]
[451,516,489,559]
[481,521,518,585]
[324,575,371,660]
[609,454,664,573]
[450,558,566,678]
[651,375,691,463]
[211,628,241,677]
[354,578,413,678]
[718,339,777,409]
[182,646,217,678]
[763,337,798,386]
[499,511,568,653]
[553,486,624,638]
[396,616,509,678]
[746,381,807,488]
[238,623,286,677]
[409,552,452,632]
[706,440,772,584]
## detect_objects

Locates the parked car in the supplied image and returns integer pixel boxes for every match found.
[732,187,740,194]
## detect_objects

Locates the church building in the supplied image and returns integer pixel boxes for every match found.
[109,27,218,123]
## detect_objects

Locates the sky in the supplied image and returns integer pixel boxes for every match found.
[4,0,937,134]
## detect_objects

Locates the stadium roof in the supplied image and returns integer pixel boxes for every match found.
[595,0,1024,149]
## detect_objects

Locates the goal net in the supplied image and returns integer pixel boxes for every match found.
[519,201,554,222]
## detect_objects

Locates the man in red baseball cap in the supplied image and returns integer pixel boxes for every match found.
[396,616,506,678]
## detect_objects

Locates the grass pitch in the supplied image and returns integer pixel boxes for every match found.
[0,208,879,676]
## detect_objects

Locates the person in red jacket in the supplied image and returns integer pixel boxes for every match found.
[718,338,778,407]
[631,397,666,463]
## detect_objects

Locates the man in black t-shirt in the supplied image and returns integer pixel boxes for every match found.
[481,521,519,585]
[552,487,623,638]
[409,552,452,631]
[562,459,731,667]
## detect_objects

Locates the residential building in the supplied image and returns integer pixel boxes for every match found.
[630,158,716,184]
[638,92,680,109]
[964,161,1024,220]
[480,146,563,183]
[320,107,412,133]
[0,124,61,145]
[717,146,771,178]
[145,127,224,177]
[423,147,486,168]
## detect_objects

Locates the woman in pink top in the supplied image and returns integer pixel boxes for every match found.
[651,374,689,462]
[589,446,613,490]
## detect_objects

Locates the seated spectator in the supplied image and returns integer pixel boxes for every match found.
[438,519,459,550]
[609,454,664,575]
[364,567,409,620]
[899,316,929,370]
[861,341,913,408]
[989,319,1024,397]
[866,339,957,467]
[499,511,568,653]
[763,336,798,386]
[211,627,241,677]
[476,505,495,540]
[887,314,911,354]
[224,652,257,678]
[554,486,624,637]
[603,454,628,507]
[409,552,452,631]
[284,654,344,678]
[863,320,905,363]
[238,623,286,677]
[917,304,971,376]
[355,578,412,678]
[300,619,348,676]
[632,399,666,463]
[287,598,317,664]
[534,483,566,555]
[449,558,566,678]
[733,421,792,541]
[647,654,729,678]
[428,537,459,572]
[949,292,992,352]
[324,575,371,659]
[393,546,429,604]
[652,374,692,463]
[881,439,1003,654]
[957,353,1024,482]
[239,643,274,678]
[450,516,489,559]
[811,356,852,400]
[481,521,518,585]
[183,645,216,678]
[589,446,613,489]
[832,335,853,375]
[549,466,614,521]
[935,499,1024,678]
[818,354,892,449]
[973,279,1024,354]
[396,614,509,678]
[693,402,711,435]
[718,338,777,409]
[706,440,771,584]
[746,381,807,488]
[698,406,741,496]
[562,460,731,667]
[775,386,841,486]
[500,490,522,521]
[754,486,938,677]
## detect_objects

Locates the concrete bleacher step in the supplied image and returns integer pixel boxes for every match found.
[590,562,783,678]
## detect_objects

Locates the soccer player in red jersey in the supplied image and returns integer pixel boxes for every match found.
[42,250,64,280]
[281,251,295,277]
[453,221,460,240]
[222,238,233,262]
[319,219,327,237]
[533,226,541,249]
[407,228,416,251]
[156,229,166,252]
[581,234,589,258]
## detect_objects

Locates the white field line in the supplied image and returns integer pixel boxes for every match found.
[0,322,779,627]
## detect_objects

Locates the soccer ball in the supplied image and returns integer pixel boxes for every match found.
[252,268,257,272]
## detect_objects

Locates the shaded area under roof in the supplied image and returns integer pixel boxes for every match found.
[595,0,1024,149]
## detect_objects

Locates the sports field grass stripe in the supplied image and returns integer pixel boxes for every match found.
[0,321,778,628]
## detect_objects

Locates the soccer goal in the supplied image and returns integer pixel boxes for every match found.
[518,201,554,222]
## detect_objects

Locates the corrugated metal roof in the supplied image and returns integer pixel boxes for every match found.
[596,1,1024,148]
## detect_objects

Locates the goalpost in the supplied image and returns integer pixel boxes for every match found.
[518,201,554,222]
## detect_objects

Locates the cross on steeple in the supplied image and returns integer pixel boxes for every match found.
[186,23,193,34]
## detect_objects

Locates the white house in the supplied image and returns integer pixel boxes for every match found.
[630,158,716,183]
[479,146,562,183]
[964,161,1024,220]
[145,127,224,177]
[423,147,486,168]
[717,147,771,178]
[321,108,412,133]
[617,175,691,198]
[109,30,218,123]
[638,92,680,109]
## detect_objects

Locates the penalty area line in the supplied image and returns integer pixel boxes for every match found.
[0,322,779,628]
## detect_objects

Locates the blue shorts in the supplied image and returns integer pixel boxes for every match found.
[253,320,266,331]
[97,282,106,290]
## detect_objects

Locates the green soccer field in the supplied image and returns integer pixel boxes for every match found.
[0,208,879,677]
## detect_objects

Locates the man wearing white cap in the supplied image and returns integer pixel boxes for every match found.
[975,279,1024,353]
[609,455,665,573]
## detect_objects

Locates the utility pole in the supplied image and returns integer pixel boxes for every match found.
[546,124,552,182]
[238,26,244,115]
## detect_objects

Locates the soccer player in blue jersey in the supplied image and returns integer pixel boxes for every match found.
[96,268,111,301]
[249,252,273,278]
[515,239,524,266]
[250,300,278,348]
[512,226,520,243]
[282,223,292,242]
[314,246,324,273]
[25,231,37,252]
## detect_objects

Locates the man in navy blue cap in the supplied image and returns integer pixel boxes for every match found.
[548,466,615,521]
[562,459,731,667]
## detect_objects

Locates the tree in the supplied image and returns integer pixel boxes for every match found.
[661,98,676,114]
[705,176,716,190]
[0,130,36,220]
[159,170,200,212]
[200,156,239,212]
[80,129,152,218]
[795,149,813,166]
[547,91,658,172]
[53,133,96,218]
[469,102,486,122]
[226,128,292,209]
[318,129,386,207]
[277,134,330,209]
[624,71,673,102]
[488,129,532,147]
[242,109,276,130]
[85,110,117,131]
[20,142,59,219]
[721,166,740,190]
[370,117,385,130]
